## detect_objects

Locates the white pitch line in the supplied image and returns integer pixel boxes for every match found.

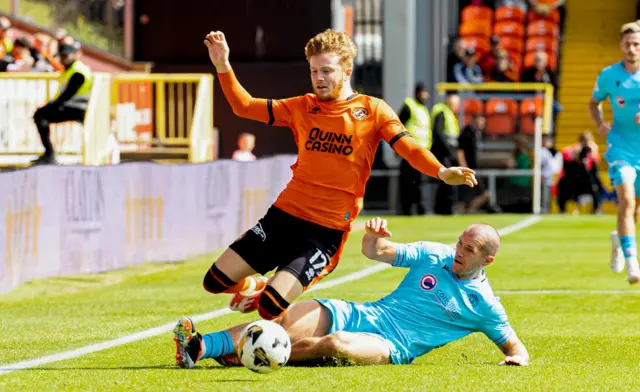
[0,215,541,375]
[496,289,640,295]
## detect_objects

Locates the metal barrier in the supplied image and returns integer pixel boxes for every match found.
[0,73,84,164]
[0,72,214,165]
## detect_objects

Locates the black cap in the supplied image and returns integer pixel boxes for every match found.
[490,35,500,45]
[464,48,476,56]
[415,82,426,92]
[59,41,81,55]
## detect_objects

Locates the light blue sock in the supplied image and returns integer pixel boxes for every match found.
[201,331,234,359]
[619,235,637,261]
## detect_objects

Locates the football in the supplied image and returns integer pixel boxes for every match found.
[238,320,292,374]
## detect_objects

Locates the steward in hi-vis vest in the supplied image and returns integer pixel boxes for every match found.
[397,83,431,216]
[31,41,93,165]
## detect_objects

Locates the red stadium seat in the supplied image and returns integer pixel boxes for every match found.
[527,9,561,25]
[499,36,525,54]
[525,36,558,55]
[462,98,485,126]
[495,6,526,23]
[519,96,544,134]
[459,20,492,40]
[493,21,525,39]
[526,20,559,39]
[461,5,494,24]
[486,98,518,135]
[461,36,491,56]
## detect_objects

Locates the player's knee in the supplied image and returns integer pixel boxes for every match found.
[202,264,237,294]
[257,286,290,320]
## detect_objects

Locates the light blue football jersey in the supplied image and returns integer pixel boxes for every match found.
[592,61,640,161]
[367,241,513,361]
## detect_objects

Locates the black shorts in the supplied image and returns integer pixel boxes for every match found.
[229,206,349,290]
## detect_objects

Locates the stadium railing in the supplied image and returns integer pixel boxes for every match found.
[0,72,214,166]
[368,82,554,215]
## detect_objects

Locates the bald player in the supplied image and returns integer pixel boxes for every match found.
[173,217,529,368]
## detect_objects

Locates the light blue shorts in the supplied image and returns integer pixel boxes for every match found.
[607,158,640,197]
[315,299,413,365]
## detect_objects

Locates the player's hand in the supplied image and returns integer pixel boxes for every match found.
[598,121,611,136]
[499,355,529,367]
[364,217,392,238]
[438,167,478,187]
[204,31,231,72]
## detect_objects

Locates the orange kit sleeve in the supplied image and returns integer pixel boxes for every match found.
[217,69,303,127]
[375,100,444,179]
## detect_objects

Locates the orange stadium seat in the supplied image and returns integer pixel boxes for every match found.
[526,20,559,39]
[485,98,518,135]
[461,5,493,24]
[524,50,557,71]
[459,20,492,40]
[499,36,524,54]
[506,51,523,73]
[525,36,558,54]
[462,36,490,56]
[493,21,525,39]
[527,9,561,25]
[495,6,526,23]
[462,98,484,126]
[519,96,544,134]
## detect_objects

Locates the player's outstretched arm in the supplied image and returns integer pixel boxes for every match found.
[392,135,478,187]
[361,217,399,264]
[204,31,270,123]
[498,332,530,367]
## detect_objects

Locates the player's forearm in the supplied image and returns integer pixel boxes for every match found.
[500,335,530,365]
[588,100,604,127]
[361,235,391,263]
[217,68,269,122]
[393,137,444,179]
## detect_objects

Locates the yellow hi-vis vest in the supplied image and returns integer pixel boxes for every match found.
[431,103,460,138]
[1,37,13,57]
[404,97,432,150]
[53,60,94,107]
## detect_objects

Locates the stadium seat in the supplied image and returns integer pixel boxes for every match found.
[498,36,524,54]
[485,98,518,135]
[462,98,484,126]
[524,50,557,71]
[526,20,559,39]
[461,5,494,24]
[493,21,525,39]
[461,36,490,56]
[527,9,561,25]
[519,96,544,134]
[525,36,558,55]
[495,6,526,24]
[506,52,523,73]
[459,20,492,40]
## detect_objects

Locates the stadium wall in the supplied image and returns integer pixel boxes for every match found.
[0,155,297,294]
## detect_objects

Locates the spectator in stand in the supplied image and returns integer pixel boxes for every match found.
[447,36,466,83]
[478,36,501,79]
[6,37,34,72]
[540,134,562,212]
[0,16,14,71]
[33,33,63,72]
[453,48,484,84]
[232,132,257,161]
[521,50,562,125]
[557,132,602,214]
[490,49,518,83]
